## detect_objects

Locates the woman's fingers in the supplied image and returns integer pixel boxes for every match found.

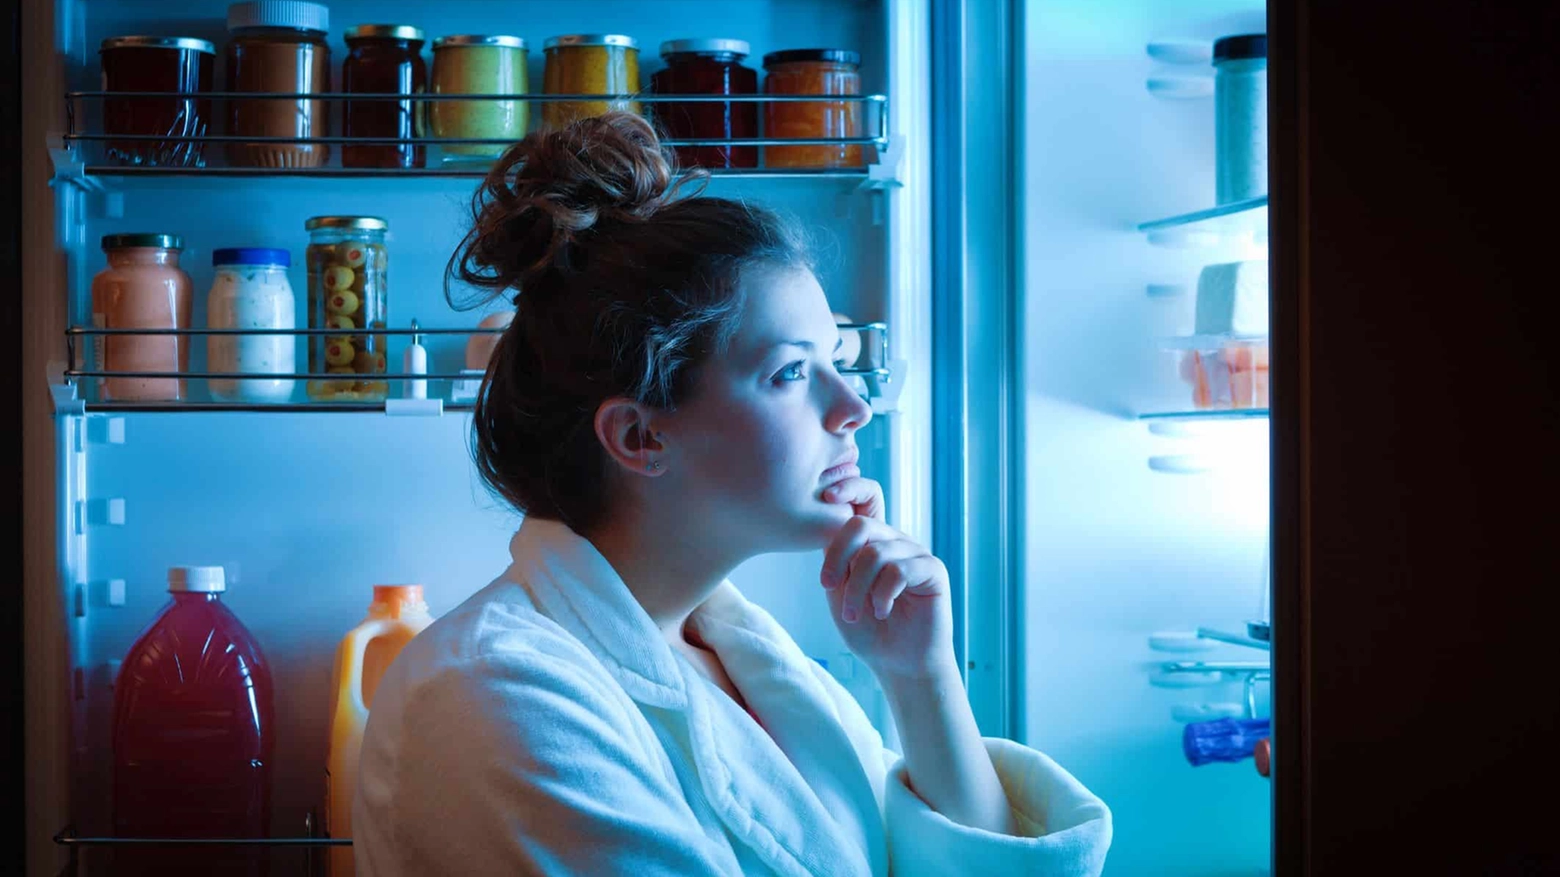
[867,549,935,617]
[841,538,921,624]
[822,476,885,521]
[822,515,876,590]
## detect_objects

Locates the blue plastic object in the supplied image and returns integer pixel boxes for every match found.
[212,247,291,267]
[1183,717,1270,766]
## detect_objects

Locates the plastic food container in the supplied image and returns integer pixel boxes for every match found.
[1177,338,1270,409]
[206,247,297,403]
[304,216,388,401]
[429,35,528,162]
[650,39,757,169]
[225,0,332,168]
[343,25,427,169]
[1213,33,1267,204]
[90,233,193,402]
[762,49,871,169]
[99,36,215,167]
[542,34,640,128]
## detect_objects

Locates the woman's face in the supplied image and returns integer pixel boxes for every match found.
[659,264,874,553]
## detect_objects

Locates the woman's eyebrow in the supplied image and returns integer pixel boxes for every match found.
[762,338,845,353]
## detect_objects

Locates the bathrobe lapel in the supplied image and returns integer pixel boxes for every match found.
[510,519,881,877]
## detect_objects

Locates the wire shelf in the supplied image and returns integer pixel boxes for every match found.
[62,90,891,179]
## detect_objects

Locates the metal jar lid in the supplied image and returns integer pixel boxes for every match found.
[762,48,861,68]
[432,34,527,50]
[304,216,388,231]
[1213,34,1267,62]
[544,34,638,51]
[101,233,183,250]
[345,24,426,42]
[99,36,216,55]
[659,38,750,59]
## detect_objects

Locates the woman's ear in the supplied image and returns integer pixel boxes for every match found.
[593,398,668,477]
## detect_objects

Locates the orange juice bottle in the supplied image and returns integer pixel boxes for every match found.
[324,584,434,875]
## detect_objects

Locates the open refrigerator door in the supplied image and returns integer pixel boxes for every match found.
[21,0,932,873]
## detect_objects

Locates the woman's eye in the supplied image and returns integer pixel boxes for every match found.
[776,361,806,382]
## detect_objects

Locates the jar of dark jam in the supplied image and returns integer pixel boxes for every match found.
[343,25,427,169]
[99,37,215,167]
[650,39,757,169]
[225,0,332,168]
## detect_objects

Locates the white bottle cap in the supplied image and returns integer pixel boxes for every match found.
[168,565,226,593]
[227,1,329,34]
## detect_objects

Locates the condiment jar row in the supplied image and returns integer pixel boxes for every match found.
[99,1,874,170]
[88,216,391,404]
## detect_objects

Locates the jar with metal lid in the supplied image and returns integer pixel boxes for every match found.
[90,233,193,402]
[304,216,388,401]
[99,36,215,167]
[650,38,757,169]
[206,248,297,404]
[762,49,870,169]
[1213,34,1267,204]
[343,25,427,169]
[225,0,332,168]
[428,35,528,162]
[542,34,640,129]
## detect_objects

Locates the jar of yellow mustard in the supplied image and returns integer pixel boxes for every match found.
[542,34,640,128]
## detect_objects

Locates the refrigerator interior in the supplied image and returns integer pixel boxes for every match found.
[29,0,933,870]
[1020,1,1272,874]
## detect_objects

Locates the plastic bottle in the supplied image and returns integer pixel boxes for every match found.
[1183,716,1270,766]
[112,565,275,876]
[325,584,435,875]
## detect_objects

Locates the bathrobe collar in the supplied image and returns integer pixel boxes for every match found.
[508,517,887,877]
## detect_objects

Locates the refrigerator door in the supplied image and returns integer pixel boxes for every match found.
[22,0,930,872]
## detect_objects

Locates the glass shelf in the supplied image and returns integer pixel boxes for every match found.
[1138,196,1268,237]
[1138,408,1269,422]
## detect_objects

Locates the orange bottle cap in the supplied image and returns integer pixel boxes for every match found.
[372,584,427,618]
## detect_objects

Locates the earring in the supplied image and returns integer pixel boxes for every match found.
[645,460,662,472]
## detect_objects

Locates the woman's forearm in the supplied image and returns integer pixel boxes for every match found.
[877,661,1018,836]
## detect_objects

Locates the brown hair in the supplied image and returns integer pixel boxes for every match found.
[447,111,810,532]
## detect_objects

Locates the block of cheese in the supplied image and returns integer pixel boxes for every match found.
[1194,260,1269,336]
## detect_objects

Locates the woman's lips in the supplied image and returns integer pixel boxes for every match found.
[820,449,860,485]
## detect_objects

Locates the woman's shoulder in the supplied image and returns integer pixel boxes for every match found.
[393,575,615,697]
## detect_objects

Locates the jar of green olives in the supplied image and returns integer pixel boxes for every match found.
[304,215,388,400]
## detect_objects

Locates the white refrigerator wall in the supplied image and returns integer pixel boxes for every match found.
[1020,2,1271,875]
[26,0,933,869]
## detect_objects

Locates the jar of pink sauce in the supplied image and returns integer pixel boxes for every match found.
[90,233,193,401]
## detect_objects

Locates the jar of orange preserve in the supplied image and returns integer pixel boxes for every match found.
[90,233,194,401]
[762,49,873,169]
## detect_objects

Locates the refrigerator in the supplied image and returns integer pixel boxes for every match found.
[14,0,1284,875]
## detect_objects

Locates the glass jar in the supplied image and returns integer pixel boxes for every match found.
[99,36,215,168]
[343,25,427,169]
[90,233,193,402]
[1213,34,1268,204]
[650,39,757,169]
[206,248,297,404]
[762,49,871,169]
[304,217,388,401]
[428,35,528,163]
[225,1,331,168]
[542,34,640,129]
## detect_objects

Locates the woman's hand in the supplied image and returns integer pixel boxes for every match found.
[820,476,955,681]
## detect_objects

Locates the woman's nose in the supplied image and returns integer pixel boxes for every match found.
[824,373,873,434]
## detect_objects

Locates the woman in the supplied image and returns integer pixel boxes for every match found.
[354,112,1111,876]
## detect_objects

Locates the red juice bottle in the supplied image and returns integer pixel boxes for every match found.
[112,565,275,876]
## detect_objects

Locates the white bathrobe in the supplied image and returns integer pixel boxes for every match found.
[354,517,1112,876]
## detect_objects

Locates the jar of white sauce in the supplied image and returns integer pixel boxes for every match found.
[1213,33,1267,204]
[206,247,297,402]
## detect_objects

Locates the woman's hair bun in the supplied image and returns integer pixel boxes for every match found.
[448,111,699,305]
